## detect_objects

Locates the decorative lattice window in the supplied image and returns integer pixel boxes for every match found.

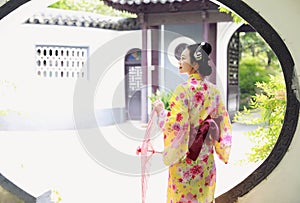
[127,66,142,98]
[227,32,239,85]
[35,45,89,79]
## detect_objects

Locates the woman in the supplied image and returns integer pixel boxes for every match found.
[153,42,232,203]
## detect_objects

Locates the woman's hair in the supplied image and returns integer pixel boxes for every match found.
[186,42,212,76]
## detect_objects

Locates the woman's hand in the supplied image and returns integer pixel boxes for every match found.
[152,100,165,114]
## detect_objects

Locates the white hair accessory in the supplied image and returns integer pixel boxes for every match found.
[194,45,203,61]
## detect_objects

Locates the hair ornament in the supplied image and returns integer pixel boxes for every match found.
[193,46,203,61]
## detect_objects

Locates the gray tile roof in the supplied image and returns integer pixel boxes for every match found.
[25,8,140,31]
[103,0,218,14]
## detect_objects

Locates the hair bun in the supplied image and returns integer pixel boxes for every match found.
[193,42,212,61]
[200,42,212,56]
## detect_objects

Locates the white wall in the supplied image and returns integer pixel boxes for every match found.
[216,22,243,106]
[93,30,142,110]
[0,14,141,130]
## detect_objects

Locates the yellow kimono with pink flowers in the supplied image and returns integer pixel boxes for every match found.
[158,73,232,203]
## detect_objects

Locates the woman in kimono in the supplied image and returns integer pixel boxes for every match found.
[153,42,232,203]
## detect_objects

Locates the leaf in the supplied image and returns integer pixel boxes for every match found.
[149,90,173,111]
[218,6,247,24]
[234,74,286,163]
[49,0,136,18]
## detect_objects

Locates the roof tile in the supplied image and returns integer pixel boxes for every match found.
[25,8,140,31]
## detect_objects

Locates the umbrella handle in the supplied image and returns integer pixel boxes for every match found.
[136,146,162,155]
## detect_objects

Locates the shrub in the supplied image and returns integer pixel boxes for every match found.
[239,56,275,109]
[234,74,286,162]
[149,89,173,111]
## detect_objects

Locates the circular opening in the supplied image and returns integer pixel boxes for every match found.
[0,1,298,202]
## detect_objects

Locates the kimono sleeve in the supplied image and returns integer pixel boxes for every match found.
[213,93,232,164]
[157,85,190,166]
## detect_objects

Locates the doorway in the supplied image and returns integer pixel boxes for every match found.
[125,48,142,120]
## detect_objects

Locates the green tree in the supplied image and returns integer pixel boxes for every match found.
[239,56,275,109]
[236,31,285,163]
[49,0,136,18]
[219,6,245,24]
[238,32,281,109]
[240,32,280,69]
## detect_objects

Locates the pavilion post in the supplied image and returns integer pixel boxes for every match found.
[202,11,209,43]
[150,26,159,94]
[140,13,148,123]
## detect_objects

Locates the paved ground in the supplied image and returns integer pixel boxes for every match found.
[0,121,263,203]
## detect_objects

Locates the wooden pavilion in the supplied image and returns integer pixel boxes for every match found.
[103,0,233,122]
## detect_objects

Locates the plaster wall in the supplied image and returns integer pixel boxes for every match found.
[0,16,141,129]
[216,22,243,106]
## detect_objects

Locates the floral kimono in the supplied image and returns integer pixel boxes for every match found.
[158,73,232,203]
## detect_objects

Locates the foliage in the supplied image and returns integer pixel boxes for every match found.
[234,74,286,162]
[49,0,136,18]
[51,189,62,203]
[238,32,281,109]
[218,6,281,110]
[239,56,275,109]
[218,6,246,24]
[240,32,281,70]
[149,89,173,111]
